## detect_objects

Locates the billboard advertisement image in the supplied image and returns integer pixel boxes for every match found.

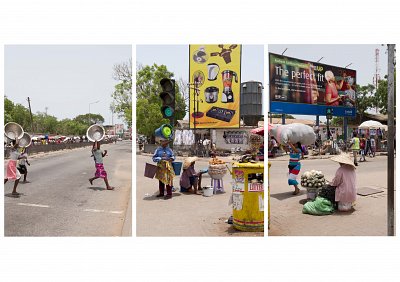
[189,44,242,128]
[269,53,356,117]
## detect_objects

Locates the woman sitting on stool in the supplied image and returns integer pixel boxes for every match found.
[180,157,204,195]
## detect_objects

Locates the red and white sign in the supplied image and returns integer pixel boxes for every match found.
[248,182,264,192]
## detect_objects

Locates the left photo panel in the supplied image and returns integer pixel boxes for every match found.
[4,45,132,236]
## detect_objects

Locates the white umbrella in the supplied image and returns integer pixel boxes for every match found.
[358,120,385,129]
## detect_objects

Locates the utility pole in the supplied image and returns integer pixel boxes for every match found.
[387,44,395,236]
[27,97,34,133]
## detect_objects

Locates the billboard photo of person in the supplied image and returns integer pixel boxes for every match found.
[324,70,344,106]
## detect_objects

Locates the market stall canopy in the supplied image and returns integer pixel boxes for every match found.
[250,127,264,136]
[359,120,387,130]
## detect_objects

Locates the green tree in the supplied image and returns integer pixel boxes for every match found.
[375,72,396,114]
[74,113,105,125]
[34,112,59,134]
[111,59,132,127]
[58,119,87,135]
[136,63,186,140]
[354,84,375,122]
[4,97,15,124]
[4,97,32,130]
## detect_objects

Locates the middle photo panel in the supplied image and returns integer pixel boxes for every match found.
[136,45,265,237]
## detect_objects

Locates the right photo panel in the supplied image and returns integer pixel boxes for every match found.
[268,44,394,236]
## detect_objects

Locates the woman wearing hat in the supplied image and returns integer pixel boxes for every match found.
[152,139,175,199]
[180,157,202,195]
[329,154,357,211]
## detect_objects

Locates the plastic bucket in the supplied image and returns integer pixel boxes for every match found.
[172,162,182,176]
[203,186,214,197]
[144,163,157,178]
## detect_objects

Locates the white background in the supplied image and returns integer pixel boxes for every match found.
[0,0,399,281]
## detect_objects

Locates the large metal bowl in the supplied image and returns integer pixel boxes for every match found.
[18,132,32,147]
[86,124,105,142]
[4,122,24,140]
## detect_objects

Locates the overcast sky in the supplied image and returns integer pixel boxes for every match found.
[268,44,389,121]
[137,45,264,83]
[5,45,131,126]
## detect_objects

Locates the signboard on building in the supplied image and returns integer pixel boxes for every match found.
[189,44,242,128]
[115,124,124,135]
[269,53,356,117]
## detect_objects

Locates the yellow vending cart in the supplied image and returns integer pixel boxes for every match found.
[231,162,264,232]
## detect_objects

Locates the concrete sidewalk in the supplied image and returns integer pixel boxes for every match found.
[268,155,395,236]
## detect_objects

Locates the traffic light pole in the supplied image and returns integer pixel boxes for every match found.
[387,44,395,236]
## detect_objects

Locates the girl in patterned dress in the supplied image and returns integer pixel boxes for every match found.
[288,142,304,195]
[89,141,114,190]
[4,140,26,195]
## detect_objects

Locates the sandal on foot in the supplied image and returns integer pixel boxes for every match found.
[106,187,115,190]
[89,179,93,185]
[156,194,164,197]
[12,192,20,196]
[292,189,300,195]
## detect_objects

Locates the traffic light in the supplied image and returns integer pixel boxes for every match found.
[326,107,333,120]
[160,78,175,125]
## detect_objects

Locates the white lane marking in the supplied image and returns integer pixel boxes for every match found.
[83,209,123,214]
[17,203,50,208]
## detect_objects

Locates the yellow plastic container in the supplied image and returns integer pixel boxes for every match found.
[231,162,264,232]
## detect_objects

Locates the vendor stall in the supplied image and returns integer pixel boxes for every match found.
[231,162,264,231]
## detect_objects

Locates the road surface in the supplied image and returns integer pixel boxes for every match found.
[269,154,395,236]
[136,153,264,237]
[4,141,132,236]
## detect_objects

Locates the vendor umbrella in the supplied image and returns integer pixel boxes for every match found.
[359,120,385,129]
[250,127,264,136]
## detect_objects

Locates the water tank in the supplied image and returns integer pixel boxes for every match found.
[240,81,263,126]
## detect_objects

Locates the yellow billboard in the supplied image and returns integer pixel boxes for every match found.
[189,44,242,129]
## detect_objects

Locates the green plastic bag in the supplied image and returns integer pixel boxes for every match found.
[302,196,334,216]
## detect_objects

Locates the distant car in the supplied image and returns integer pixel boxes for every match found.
[117,138,123,141]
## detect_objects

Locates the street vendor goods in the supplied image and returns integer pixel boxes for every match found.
[209,157,225,165]
[302,196,334,216]
[270,123,316,145]
[301,170,326,188]
[208,164,228,180]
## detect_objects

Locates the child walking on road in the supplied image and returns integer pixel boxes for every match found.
[88,141,114,190]
[4,140,27,195]
[17,147,31,183]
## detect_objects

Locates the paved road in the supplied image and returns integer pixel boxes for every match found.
[269,154,395,236]
[136,153,264,237]
[4,141,132,236]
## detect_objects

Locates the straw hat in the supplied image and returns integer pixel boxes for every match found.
[330,154,356,169]
[183,157,198,169]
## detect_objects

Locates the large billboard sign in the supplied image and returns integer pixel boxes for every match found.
[189,44,242,128]
[269,53,356,117]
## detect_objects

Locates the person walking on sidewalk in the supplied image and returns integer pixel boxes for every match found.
[288,142,304,195]
[153,139,175,199]
[350,132,360,166]
[359,134,366,162]
[88,141,114,190]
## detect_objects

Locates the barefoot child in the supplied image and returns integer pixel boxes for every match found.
[17,147,31,183]
[4,140,27,195]
[88,141,114,190]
